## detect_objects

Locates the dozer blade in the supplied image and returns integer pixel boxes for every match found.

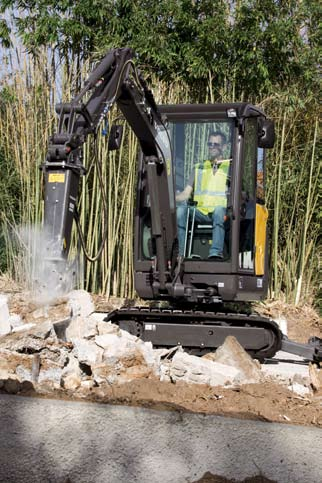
[281,336,322,363]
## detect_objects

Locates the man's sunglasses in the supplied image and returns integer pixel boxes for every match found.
[207,142,222,148]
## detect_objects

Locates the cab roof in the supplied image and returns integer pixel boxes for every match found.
[158,103,265,121]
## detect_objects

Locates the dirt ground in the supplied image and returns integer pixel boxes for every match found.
[63,379,322,427]
[1,276,321,428]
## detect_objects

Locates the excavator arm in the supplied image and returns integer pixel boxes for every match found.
[42,48,177,289]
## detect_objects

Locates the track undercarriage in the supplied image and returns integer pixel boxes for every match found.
[106,307,322,363]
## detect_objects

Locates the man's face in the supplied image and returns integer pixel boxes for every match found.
[208,135,224,161]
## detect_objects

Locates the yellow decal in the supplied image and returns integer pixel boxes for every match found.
[255,204,268,275]
[48,173,65,183]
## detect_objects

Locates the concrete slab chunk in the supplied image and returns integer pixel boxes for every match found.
[262,351,310,386]
[0,349,33,380]
[89,313,119,336]
[12,323,36,333]
[65,315,98,341]
[0,332,50,353]
[72,337,104,366]
[96,320,119,335]
[0,294,11,336]
[9,313,22,330]
[68,290,95,318]
[61,354,82,390]
[38,360,64,385]
[274,317,288,336]
[92,348,156,385]
[288,382,311,397]
[209,336,262,384]
[169,351,240,386]
[29,319,56,340]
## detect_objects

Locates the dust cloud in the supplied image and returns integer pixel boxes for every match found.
[13,224,79,305]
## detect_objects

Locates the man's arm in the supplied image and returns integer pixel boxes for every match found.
[176,184,193,202]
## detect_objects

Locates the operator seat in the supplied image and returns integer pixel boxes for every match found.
[183,202,230,260]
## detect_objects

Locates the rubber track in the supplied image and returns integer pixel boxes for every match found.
[107,307,283,360]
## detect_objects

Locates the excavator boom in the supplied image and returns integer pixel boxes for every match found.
[42,48,177,291]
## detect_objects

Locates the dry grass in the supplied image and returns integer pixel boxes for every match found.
[255,299,321,343]
[0,274,22,293]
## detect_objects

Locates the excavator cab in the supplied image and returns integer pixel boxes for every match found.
[135,103,274,304]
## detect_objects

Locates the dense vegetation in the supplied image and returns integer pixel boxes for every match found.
[0,0,320,304]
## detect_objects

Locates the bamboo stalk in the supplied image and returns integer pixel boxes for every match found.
[294,118,318,305]
[273,112,286,297]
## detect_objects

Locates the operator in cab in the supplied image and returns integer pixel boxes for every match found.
[176,131,230,259]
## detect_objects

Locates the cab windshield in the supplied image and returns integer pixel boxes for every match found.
[170,120,233,261]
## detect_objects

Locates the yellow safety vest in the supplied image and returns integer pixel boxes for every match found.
[193,160,230,215]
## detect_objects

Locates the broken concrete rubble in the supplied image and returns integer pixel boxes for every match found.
[23,300,71,325]
[0,330,54,353]
[0,289,320,405]
[92,352,155,386]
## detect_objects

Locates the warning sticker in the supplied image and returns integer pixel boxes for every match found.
[69,202,75,213]
[48,173,65,183]
[166,159,171,176]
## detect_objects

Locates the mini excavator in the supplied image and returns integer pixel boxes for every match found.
[41,48,321,362]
